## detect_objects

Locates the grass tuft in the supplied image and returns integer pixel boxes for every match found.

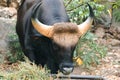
[0,61,52,80]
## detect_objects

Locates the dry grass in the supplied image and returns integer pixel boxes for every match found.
[0,60,53,80]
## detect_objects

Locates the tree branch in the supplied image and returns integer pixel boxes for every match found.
[65,0,73,8]
[67,3,84,12]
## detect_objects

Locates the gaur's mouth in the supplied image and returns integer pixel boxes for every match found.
[59,63,74,75]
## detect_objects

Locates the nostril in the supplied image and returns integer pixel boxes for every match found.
[59,63,74,75]
[63,67,73,72]
[62,63,74,67]
[62,67,73,75]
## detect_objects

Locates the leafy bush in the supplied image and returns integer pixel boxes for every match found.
[7,30,24,63]
[64,0,105,24]
[75,32,107,67]
[99,0,120,22]
[113,9,120,22]
[112,0,120,22]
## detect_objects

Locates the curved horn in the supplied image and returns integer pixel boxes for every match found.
[31,3,54,38]
[31,18,54,38]
[78,3,94,35]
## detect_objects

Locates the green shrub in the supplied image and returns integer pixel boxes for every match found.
[7,31,24,63]
[112,0,120,22]
[75,31,107,67]
[64,0,105,24]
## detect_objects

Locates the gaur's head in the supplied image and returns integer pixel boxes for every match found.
[31,3,94,75]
